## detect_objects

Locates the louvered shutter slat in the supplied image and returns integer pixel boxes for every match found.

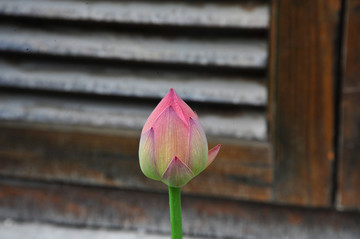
[0,58,267,105]
[0,93,267,140]
[0,22,267,68]
[0,0,269,29]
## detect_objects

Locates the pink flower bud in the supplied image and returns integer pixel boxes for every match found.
[139,88,221,187]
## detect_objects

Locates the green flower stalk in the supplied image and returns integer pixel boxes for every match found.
[139,88,221,238]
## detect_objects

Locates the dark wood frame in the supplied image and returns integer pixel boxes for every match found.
[269,0,340,207]
[337,0,360,210]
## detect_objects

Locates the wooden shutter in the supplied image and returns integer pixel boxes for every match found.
[0,0,272,202]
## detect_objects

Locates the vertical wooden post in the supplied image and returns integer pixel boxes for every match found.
[270,0,341,206]
[337,0,360,210]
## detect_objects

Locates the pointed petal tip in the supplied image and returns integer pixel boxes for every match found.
[169,88,179,94]
[172,155,181,163]
[212,144,222,154]
[210,144,222,156]
[189,116,200,125]
[141,125,154,137]
[161,156,191,176]
[161,156,194,187]
[167,88,182,102]
[205,144,221,169]
[161,88,176,103]
[168,88,176,97]
[141,126,154,137]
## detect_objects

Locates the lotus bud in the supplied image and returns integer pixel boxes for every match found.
[139,88,221,187]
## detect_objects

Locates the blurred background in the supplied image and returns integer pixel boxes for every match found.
[0,0,359,238]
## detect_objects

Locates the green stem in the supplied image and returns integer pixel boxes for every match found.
[169,186,183,239]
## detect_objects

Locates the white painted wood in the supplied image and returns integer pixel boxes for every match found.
[0,0,269,29]
[0,23,267,68]
[0,58,267,105]
[0,94,267,140]
[0,220,200,239]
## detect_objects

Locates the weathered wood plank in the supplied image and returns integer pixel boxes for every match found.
[0,0,269,29]
[0,221,200,239]
[270,0,339,206]
[0,179,359,239]
[0,123,273,201]
[0,93,267,140]
[337,0,360,210]
[0,57,267,106]
[0,22,267,68]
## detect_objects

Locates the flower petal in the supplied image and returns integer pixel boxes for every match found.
[188,117,208,175]
[142,88,196,133]
[139,128,161,180]
[161,156,194,187]
[205,144,221,169]
[152,106,189,175]
[171,89,197,124]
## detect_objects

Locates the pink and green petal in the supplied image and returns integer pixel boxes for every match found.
[205,144,221,169]
[161,156,194,187]
[141,88,196,133]
[152,106,189,175]
[139,128,161,181]
[170,89,197,125]
[188,117,208,175]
